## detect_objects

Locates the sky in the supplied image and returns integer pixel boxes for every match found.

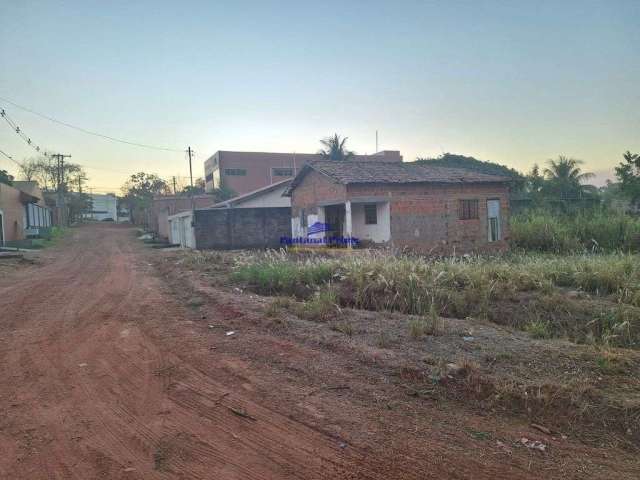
[1,0,639,193]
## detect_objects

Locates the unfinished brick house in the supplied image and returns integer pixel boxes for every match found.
[284,161,511,254]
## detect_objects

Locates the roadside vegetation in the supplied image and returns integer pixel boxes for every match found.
[511,209,640,253]
[233,250,640,348]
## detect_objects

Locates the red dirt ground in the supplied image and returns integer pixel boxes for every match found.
[0,224,637,479]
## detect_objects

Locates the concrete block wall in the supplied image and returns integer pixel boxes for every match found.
[194,207,291,249]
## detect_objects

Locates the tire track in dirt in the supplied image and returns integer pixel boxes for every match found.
[0,225,384,479]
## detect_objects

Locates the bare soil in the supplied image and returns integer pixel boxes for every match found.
[0,224,638,479]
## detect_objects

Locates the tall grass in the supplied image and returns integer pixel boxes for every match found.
[511,210,640,253]
[233,251,640,347]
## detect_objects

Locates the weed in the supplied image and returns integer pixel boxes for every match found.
[265,297,292,317]
[295,288,340,322]
[408,318,426,339]
[331,321,354,336]
[526,320,553,339]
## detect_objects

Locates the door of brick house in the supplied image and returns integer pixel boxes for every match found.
[324,204,345,246]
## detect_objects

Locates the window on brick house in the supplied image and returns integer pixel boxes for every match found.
[364,204,378,225]
[224,168,247,176]
[458,199,479,220]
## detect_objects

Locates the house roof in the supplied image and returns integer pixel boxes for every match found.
[284,161,511,195]
[12,181,43,201]
[210,178,291,208]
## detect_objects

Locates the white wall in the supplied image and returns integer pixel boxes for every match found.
[234,184,291,208]
[169,212,195,248]
[89,194,118,221]
[351,202,391,243]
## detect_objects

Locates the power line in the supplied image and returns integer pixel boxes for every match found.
[0,96,184,153]
[0,147,23,168]
[1,108,53,157]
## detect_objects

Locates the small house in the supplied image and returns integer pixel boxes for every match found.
[284,161,510,254]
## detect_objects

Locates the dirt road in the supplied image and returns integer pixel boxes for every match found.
[0,225,636,479]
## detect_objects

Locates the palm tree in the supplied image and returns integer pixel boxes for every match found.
[318,134,355,161]
[543,156,594,200]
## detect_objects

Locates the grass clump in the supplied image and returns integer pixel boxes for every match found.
[525,320,553,339]
[233,252,338,296]
[265,296,293,318]
[408,318,427,339]
[295,288,340,322]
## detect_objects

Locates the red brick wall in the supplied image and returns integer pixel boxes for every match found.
[290,170,347,217]
[347,182,510,254]
[151,195,217,237]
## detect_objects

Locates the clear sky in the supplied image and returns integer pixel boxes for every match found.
[1,0,638,192]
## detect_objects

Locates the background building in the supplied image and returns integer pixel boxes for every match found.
[87,194,118,222]
[204,150,402,196]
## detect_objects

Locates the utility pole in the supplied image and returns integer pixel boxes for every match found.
[172,176,177,195]
[375,130,379,153]
[51,153,71,226]
[187,147,195,211]
[187,146,194,188]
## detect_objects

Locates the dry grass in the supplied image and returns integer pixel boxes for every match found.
[232,250,640,347]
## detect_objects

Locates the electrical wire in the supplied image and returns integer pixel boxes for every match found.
[0,96,185,153]
[1,108,53,157]
[0,148,22,167]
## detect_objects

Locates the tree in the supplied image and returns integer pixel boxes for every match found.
[212,185,237,202]
[0,169,13,186]
[18,158,41,182]
[542,156,595,200]
[318,134,354,161]
[181,177,205,195]
[17,156,87,193]
[526,164,545,194]
[415,152,526,192]
[66,192,93,223]
[615,151,640,206]
[121,172,170,225]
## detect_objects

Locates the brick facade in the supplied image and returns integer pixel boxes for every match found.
[291,175,510,254]
[290,170,346,218]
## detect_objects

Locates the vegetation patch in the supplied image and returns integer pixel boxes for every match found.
[233,251,640,347]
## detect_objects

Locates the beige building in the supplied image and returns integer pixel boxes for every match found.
[0,181,51,245]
